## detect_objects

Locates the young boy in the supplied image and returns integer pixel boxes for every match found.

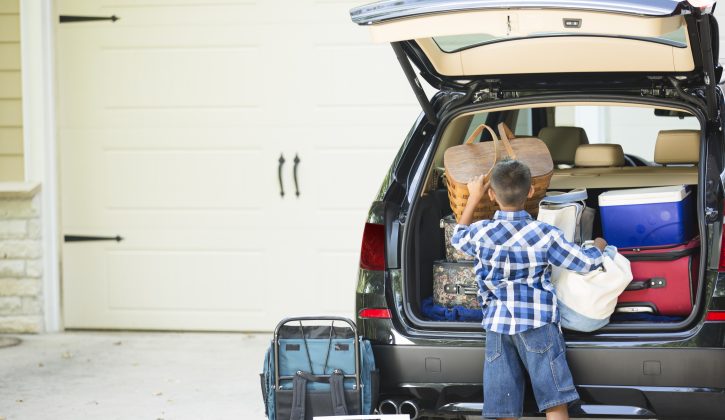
[451,159,607,420]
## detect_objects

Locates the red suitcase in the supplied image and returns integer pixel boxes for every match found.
[617,238,699,317]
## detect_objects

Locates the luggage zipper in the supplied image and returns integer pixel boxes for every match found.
[624,246,698,262]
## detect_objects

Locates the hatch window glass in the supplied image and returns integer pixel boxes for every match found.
[433,27,687,53]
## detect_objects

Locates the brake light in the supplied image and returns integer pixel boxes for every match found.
[360,223,385,271]
[706,311,725,321]
[358,308,391,319]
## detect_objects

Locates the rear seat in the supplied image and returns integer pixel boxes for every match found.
[550,130,699,189]
[538,126,589,167]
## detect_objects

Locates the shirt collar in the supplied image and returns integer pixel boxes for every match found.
[493,210,532,221]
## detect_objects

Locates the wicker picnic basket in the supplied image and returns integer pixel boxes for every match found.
[444,122,554,222]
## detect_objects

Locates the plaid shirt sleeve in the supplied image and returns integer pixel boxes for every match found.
[450,223,482,256]
[547,228,604,273]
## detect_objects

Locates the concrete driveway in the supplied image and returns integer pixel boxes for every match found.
[0,332,267,420]
[0,332,638,420]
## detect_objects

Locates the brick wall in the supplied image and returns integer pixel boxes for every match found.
[0,183,42,333]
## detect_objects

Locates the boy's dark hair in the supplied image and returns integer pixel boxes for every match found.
[489,159,532,206]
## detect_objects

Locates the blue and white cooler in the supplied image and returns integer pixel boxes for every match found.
[599,185,696,248]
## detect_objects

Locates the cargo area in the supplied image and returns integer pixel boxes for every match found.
[402,103,705,331]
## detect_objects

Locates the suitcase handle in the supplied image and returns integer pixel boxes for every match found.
[624,277,666,291]
[444,284,478,296]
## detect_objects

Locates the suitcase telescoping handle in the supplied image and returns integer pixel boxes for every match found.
[273,316,360,393]
[624,277,666,291]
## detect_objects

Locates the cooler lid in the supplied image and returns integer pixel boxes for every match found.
[598,185,690,206]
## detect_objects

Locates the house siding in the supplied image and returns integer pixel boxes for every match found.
[0,0,23,181]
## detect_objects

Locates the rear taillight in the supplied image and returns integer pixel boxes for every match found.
[360,222,385,271]
[706,311,725,322]
[358,308,392,319]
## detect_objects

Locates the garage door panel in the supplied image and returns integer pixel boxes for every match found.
[313,148,397,211]
[315,45,414,106]
[105,150,266,209]
[59,0,416,330]
[100,4,259,26]
[100,209,265,231]
[103,48,261,109]
[107,250,266,311]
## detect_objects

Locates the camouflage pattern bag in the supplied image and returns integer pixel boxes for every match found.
[432,261,479,309]
[440,215,474,262]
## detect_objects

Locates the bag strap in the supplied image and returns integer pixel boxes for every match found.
[329,370,349,416]
[289,370,348,420]
[290,373,307,420]
[298,322,315,374]
[540,188,588,204]
[496,122,518,160]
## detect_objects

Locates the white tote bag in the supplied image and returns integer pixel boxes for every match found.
[537,189,633,331]
[537,189,593,244]
[550,254,633,331]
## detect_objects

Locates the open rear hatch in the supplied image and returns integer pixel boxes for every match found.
[351,0,721,122]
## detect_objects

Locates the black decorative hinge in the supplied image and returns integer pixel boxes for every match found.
[64,235,123,243]
[59,15,120,24]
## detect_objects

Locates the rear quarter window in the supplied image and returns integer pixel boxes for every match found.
[555,105,700,162]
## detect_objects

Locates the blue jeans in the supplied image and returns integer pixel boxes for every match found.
[483,323,579,418]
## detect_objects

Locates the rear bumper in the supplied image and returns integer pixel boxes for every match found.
[374,344,725,418]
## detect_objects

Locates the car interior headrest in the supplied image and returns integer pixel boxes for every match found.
[537,126,589,165]
[574,144,626,167]
[654,130,700,165]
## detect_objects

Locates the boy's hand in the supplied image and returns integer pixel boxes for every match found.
[593,237,607,251]
[467,174,487,202]
[458,174,487,226]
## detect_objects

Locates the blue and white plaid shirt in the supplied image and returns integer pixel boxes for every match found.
[451,210,603,335]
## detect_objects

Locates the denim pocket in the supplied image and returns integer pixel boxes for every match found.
[520,324,553,354]
[550,351,576,392]
[485,332,501,362]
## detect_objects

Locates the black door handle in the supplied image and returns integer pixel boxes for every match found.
[59,15,120,24]
[278,154,286,198]
[293,154,301,198]
[64,235,123,243]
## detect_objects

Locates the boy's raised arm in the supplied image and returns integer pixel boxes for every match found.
[451,174,487,256]
[458,174,487,226]
[548,229,606,273]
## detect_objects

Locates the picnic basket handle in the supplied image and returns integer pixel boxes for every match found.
[462,124,500,193]
[464,123,500,145]
[496,122,518,160]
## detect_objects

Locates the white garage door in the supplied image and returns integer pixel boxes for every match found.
[716,5,725,68]
[57,0,419,330]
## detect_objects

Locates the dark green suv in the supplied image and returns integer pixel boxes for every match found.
[350,1,725,419]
